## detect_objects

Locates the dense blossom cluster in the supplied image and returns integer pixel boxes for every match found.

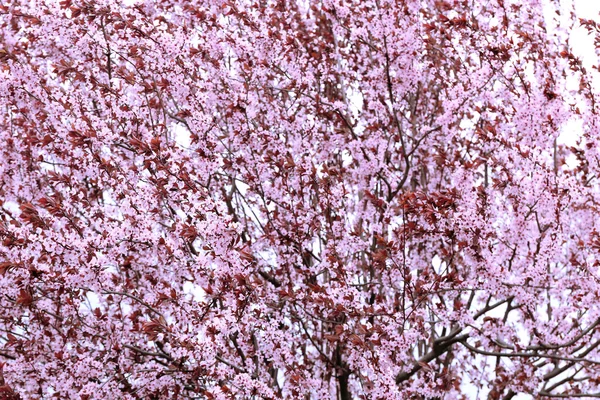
[1,0,600,398]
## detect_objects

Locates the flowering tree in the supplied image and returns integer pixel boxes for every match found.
[1,0,600,398]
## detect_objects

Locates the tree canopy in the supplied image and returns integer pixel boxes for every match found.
[1,0,600,398]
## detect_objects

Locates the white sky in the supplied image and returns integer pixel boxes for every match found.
[554,0,600,164]
[572,0,600,66]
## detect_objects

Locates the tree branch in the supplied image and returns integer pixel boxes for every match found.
[460,340,600,365]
